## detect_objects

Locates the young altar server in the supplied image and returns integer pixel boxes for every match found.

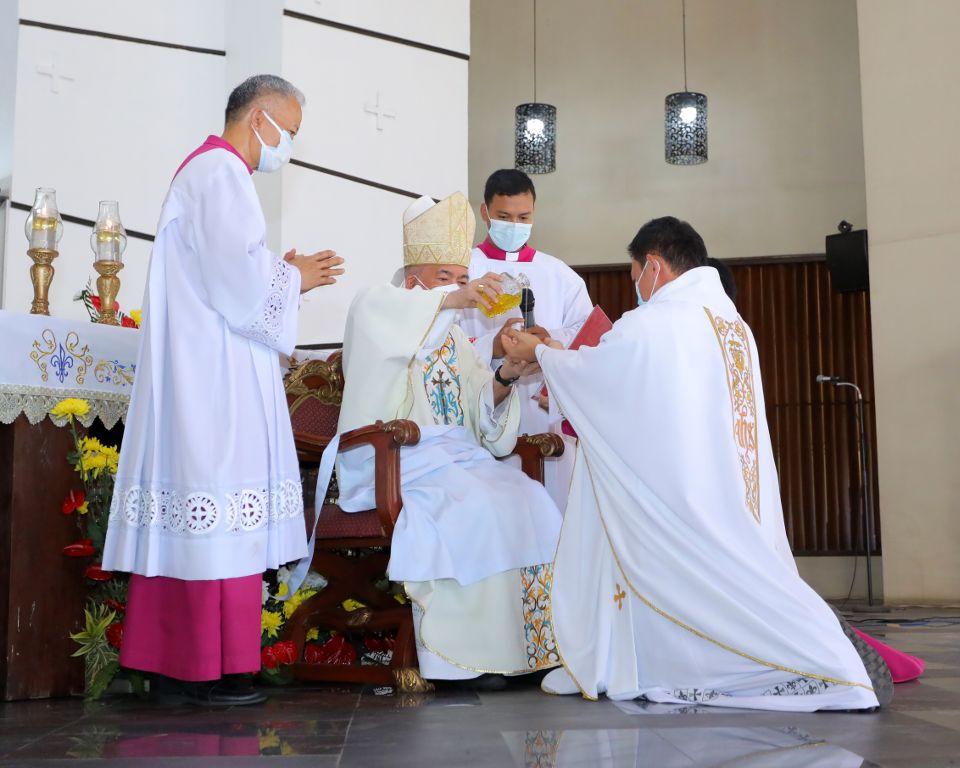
[102,75,344,706]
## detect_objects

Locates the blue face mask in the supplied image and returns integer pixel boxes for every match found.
[488,219,532,253]
[634,261,660,306]
[254,110,293,173]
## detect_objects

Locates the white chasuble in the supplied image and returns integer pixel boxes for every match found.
[537,267,878,710]
[334,284,563,677]
[103,145,306,580]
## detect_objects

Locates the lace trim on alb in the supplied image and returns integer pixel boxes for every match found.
[242,259,293,346]
[109,478,303,535]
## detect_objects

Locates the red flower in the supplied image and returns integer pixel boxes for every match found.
[120,315,136,329]
[272,640,297,665]
[84,564,113,581]
[104,599,126,614]
[90,295,101,311]
[62,538,95,557]
[62,489,85,515]
[304,635,356,666]
[106,622,124,649]
[363,633,396,653]
[261,646,279,670]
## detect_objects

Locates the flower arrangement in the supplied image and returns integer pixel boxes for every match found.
[52,397,133,700]
[74,279,141,328]
[259,566,402,678]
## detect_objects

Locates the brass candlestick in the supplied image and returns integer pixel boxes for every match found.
[28,247,59,315]
[24,187,64,316]
[94,260,124,325]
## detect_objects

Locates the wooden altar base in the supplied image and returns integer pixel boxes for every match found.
[0,415,88,700]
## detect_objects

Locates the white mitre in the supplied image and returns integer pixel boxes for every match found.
[392,192,476,285]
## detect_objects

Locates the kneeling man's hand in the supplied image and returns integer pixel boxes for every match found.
[492,319,550,358]
[501,328,544,363]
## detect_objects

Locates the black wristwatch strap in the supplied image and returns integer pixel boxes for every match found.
[494,365,519,386]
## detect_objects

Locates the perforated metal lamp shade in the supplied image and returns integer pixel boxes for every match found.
[665,92,707,165]
[515,103,557,174]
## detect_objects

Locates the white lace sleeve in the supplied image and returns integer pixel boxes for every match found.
[237,258,301,353]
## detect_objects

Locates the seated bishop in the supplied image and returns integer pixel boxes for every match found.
[332,192,564,685]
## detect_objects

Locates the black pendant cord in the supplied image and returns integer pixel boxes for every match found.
[533,0,538,102]
[682,0,688,91]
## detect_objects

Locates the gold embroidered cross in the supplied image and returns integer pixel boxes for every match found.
[614,584,626,611]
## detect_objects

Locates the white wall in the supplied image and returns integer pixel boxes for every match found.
[2,0,227,322]
[0,0,471,346]
[469,0,866,265]
[857,0,960,603]
[280,2,469,344]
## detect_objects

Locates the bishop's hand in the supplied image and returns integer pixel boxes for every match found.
[442,272,503,311]
[285,249,345,292]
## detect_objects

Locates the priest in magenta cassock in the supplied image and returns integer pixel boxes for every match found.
[102,75,344,707]
[325,192,563,687]
[459,169,592,507]
[502,216,888,711]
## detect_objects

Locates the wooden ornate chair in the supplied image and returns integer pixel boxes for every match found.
[283,352,564,692]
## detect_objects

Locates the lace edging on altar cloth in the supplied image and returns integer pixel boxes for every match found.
[0,384,130,428]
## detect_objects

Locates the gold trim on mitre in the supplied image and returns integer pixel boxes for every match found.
[402,192,475,269]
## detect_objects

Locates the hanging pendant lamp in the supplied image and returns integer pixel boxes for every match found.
[515,0,556,174]
[665,0,707,165]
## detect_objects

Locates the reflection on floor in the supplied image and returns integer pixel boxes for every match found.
[1,610,958,767]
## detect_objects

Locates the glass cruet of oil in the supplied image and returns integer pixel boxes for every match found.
[480,272,530,318]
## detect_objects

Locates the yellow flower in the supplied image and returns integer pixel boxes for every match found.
[282,594,302,620]
[277,582,289,597]
[341,599,367,613]
[50,398,91,421]
[261,610,282,639]
[306,628,319,641]
[79,436,104,453]
[76,501,89,515]
[81,454,108,479]
[259,731,280,750]
[100,445,120,475]
[130,309,142,327]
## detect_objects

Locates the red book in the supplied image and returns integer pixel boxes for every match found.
[539,307,613,438]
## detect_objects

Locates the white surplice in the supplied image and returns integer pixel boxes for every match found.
[103,144,306,580]
[536,267,878,711]
[459,245,592,509]
[334,284,563,677]
[460,245,592,435]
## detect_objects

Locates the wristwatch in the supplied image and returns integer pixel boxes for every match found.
[494,365,519,386]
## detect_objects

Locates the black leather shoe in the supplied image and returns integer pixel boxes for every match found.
[455,674,508,692]
[152,675,267,707]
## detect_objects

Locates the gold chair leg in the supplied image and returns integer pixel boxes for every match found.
[393,667,434,693]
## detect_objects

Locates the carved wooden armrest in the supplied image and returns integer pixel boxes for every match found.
[502,433,565,485]
[293,419,421,536]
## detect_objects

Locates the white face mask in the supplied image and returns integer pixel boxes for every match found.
[488,218,532,253]
[413,276,460,294]
[634,260,661,306]
[254,110,293,173]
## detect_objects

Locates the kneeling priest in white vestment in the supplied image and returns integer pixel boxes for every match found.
[502,216,883,711]
[330,193,563,684]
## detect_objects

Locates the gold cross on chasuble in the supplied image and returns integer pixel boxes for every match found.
[614,584,627,610]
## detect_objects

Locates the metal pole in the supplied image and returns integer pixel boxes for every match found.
[839,382,874,606]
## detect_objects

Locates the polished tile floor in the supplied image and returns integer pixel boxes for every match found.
[2,610,959,767]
